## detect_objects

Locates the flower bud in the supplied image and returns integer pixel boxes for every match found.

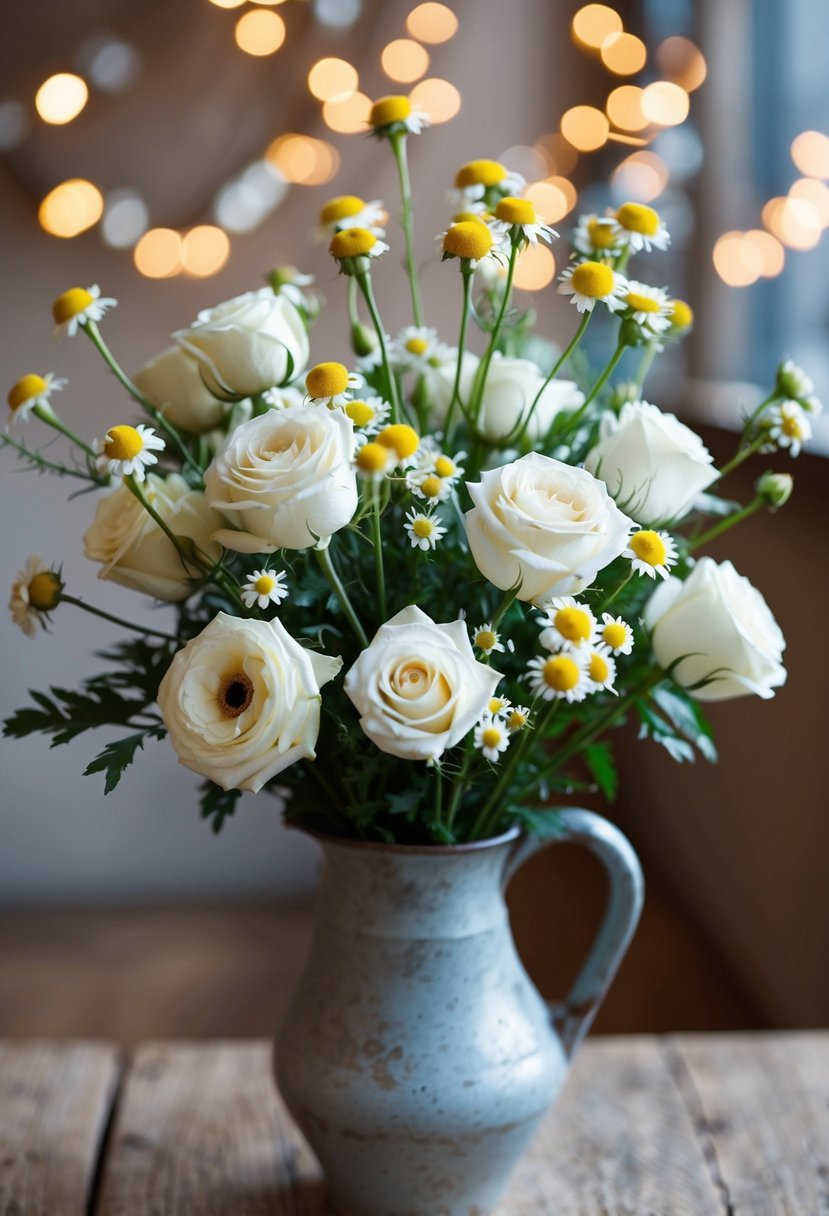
[351,322,378,357]
[755,470,793,509]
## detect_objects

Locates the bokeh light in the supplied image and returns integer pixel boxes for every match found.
[762,196,821,250]
[789,177,829,227]
[85,39,140,93]
[234,10,286,55]
[266,134,339,184]
[134,228,183,278]
[406,3,458,43]
[572,5,623,50]
[525,177,577,223]
[641,81,690,126]
[606,85,647,131]
[561,105,609,151]
[656,37,707,91]
[308,58,358,102]
[181,226,231,277]
[101,190,149,248]
[534,133,578,176]
[322,91,372,133]
[215,161,287,233]
[600,32,646,76]
[611,151,669,202]
[35,74,89,125]
[791,131,829,180]
[314,0,362,27]
[513,244,556,291]
[208,0,245,7]
[743,229,785,277]
[409,78,460,123]
[712,231,759,287]
[500,145,547,183]
[381,39,430,83]
[39,179,103,238]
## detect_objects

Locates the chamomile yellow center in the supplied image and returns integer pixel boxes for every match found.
[378,424,419,459]
[419,474,444,498]
[475,629,496,650]
[781,410,805,439]
[104,425,144,461]
[218,671,254,719]
[320,195,365,225]
[603,622,628,650]
[616,202,660,236]
[455,159,507,188]
[434,456,456,478]
[669,299,693,330]
[405,337,429,356]
[542,656,581,692]
[27,571,61,611]
[370,95,411,127]
[571,261,615,298]
[443,221,494,261]
[356,442,389,474]
[482,726,502,749]
[330,228,377,259]
[345,400,376,427]
[8,374,47,411]
[588,219,617,249]
[412,517,433,539]
[554,606,593,643]
[52,287,94,325]
[630,530,667,565]
[507,710,527,731]
[589,653,610,684]
[254,574,275,595]
[626,291,661,314]
[488,697,508,714]
[453,211,489,224]
[306,362,350,398]
[495,197,536,226]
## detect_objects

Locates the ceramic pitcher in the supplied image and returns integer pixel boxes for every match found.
[274,808,643,1216]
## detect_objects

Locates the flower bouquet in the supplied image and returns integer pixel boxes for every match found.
[3,95,813,1214]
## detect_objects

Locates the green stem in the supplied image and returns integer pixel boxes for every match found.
[563,338,627,434]
[602,569,634,610]
[614,246,632,273]
[742,390,779,435]
[716,435,765,481]
[356,272,402,425]
[61,593,179,643]
[492,584,520,630]
[468,240,520,429]
[432,763,444,833]
[445,743,475,835]
[32,404,96,459]
[389,131,424,327]
[1,432,102,483]
[443,266,473,446]
[346,275,360,327]
[315,543,369,648]
[634,342,658,394]
[471,698,557,842]
[689,495,764,550]
[371,481,388,622]
[519,310,593,450]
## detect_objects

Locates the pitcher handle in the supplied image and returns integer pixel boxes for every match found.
[505,808,644,1058]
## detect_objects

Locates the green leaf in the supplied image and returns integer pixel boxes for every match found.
[84,728,165,794]
[652,685,718,763]
[584,740,619,801]
[512,806,566,839]
[199,782,242,834]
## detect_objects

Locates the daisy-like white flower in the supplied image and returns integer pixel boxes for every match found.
[766,400,812,457]
[625,529,678,580]
[571,213,624,260]
[622,280,673,335]
[611,202,671,253]
[600,613,635,655]
[404,508,447,551]
[776,358,813,400]
[241,568,289,611]
[344,396,391,435]
[506,704,531,732]
[537,597,598,652]
[369,95,430,136]
[487,695,512,717]
[393,326,440,370]
[666,298,694,335]
[416,439,466,483]
[377,423,420,469]
[9,556,62,639]
[527,652,590,703]
[354,439,394,480]
[268,267,320,317]
[94,424,165,482]
[407,468,453,504]
[472,622,505,655]
[261,385,305,410]
[314,195,387,243]
[585,644,618,695]
[558,260,627,314]
[330,228,390,271]
[6,372,67,426]
[52,285,117,336]
[305,362,362,407]
[474,714,511,763]
[447,159,525,211]
[441,219,497,268]
[491,197,558,248]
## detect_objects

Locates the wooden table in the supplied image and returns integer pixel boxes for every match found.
[1,1033,826,1214]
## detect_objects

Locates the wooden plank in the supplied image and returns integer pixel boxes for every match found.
[0,1041,121,1216]
[669,1032,829,1216]
[94,1042,326,1216]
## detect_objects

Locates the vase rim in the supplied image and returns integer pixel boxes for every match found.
[295,824,522,856]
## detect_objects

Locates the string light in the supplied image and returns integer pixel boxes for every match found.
[39,179,103,238]
[525,178,577,223]
[101,190,149,248]
[600,32,646,76]
[406,3,458,43]
[712,232,759,287]
[181,226,231,277]
[641,81,689,127]
[606,85,647,132]
[234,10,286,55]
[611,151,668,202]
[572,5,622,51]
[789,177,829,227]
[513,244,556,291]
[35,73,89,125]
[322,92,372,133]
[266,134,339,184]
[791,131,829,180]
[409,78,460,123]
[134,228,183,278]
[561,105,609,151]
[381,39,430,83]
[308,58,358,102]
[762,196,821,250]
[656,37,707,92]
[742,229,785,277]
[208,0,245,7]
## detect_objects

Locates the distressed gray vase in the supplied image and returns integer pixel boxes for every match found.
[274,809,643,1216]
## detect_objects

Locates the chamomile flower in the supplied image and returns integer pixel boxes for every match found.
[407,469,453,504]
[329,228,390,272]
[9,557,62,639]
[267,267,321,319]
[354,439,393,480]
[369,95,430,136]
[558,260,627,314]
[377,424,420,467]
[344,396,391,435]
[448,159,525,210]
[585,645,618,694]
[416,439,466,483]
[261,386,305,410]
[52,285,117,336]
[571,213,624,260]
[94,424,165,482]
[472,622,505,655]
[625,530,678,580]
[314,195,387,242]
[600,613,635,655]
[611,202,671,253]
[491,197,558,248]
[487,695,512,717]
[441,220,497,267]
[667,299,694,335]
[506,705,531,732]
[622,280,673,334]
[474,714,511,763]
[404,508,447,551]
[7,372,67,426]
[305,362,362,407]
[776,358,813,400]
[393,326,440,369]
[241,568,289,610]
[537,597,598,651]
[527,652,590,703]
[766,400,812,457]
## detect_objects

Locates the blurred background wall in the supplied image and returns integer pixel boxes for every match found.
[1,0,827,1029]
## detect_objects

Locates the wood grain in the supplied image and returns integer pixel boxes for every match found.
[0,1041,120,1216]
[669,1032,829,1215]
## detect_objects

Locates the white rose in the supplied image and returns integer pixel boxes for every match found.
[584,400,717,526]
[644,557,786,701]
[429,349,480,421]
[133,346,226,435]
[83,473,223,602]
[464,453,633,604]
[157,612,342,793]
[174,288,310,398]
[476,354,584,442]
[344,605,501,762]
[204,404,358,553]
